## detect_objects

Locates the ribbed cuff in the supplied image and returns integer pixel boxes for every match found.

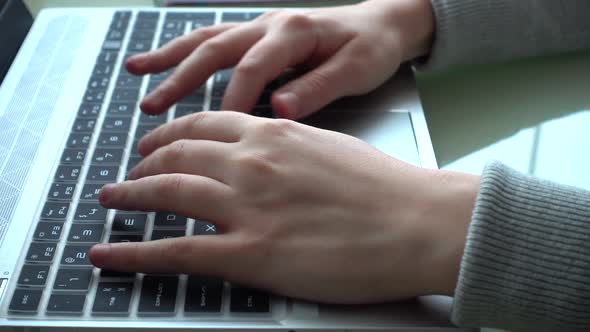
[417,0,590,71]
[452,161,590,331]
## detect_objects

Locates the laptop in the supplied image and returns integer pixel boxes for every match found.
[0,7,472,331]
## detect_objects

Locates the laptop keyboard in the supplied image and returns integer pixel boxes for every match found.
[7,10,280,318]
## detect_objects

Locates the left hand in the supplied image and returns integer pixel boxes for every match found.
[91,111,478,304]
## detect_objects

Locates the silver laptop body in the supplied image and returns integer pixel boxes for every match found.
[0,7,471,331]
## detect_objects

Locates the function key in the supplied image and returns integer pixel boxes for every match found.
[112,213,147,233]
[47,183,76,201]
[66,133,92,149]
[47,293,86,314]
[53,268,93,290]
[61,148,86,164]
[54,165,81,182]
[185,276,223,313]
[67,223,104,243]
[73,203,109,222]
[33,222,64,241]
[92,282,134,314]
[17,264,50,287]
[78,103,101,118]
[230,287,270,313]
[154,212,187,228]
[9,289,43,313]
[138,276,178,314]
[40,202,69,220]
[61,245,92,266]
[26,242,57,263]
[80,183,106,201]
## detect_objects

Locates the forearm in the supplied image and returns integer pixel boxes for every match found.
[454,161,590,331]
[421,0,590,70]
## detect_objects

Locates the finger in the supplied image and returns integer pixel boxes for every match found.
[90,236,232,275]
[221,17,317,113]
[100,174,233,225]
[128,139,232,183]
[125,23,239,75]
[137,111,252,156]
[271,43,369,119]
[141,24,265,115]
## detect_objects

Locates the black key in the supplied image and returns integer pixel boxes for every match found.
[92,148,124,164]
[93,282,134,314]
[54,165,81,182]
[83,89,107,103]
[158,31,182,47]
[40,202,69,220]
[166,12,214,22]
[131,29,156,41]
[214,68,233,85]
[175,105,202,118]
[9,289,42,313]
[97,132,128,147]
[139,112,167,124]
[116,75,142,89]
[102,116,131,132]
[112,213,147,233]
[100,269,135,278]
[107,28,125,41]
[135,123,159,138]
[93,63,114,76]
[61,148,86,164]
[47,293,86,314]
[162,20,185,32]
[193,221,217,235]
[222,12,263,22]
[209,98,222,111]
[151,230,185,241]
[107,102,136,117]
[127,40,152,52]
[113,10,131,21]
[47,183,76,201]
[179,91,204,105]
[149,70,172,82]
[68,223,104,243]
[133,20,157,31]
[137,11,159,21]
[130,139,141,157]
[103,40,123,50]
[78,103,101,118]
[61,245,92,266]
[80,183,106,201]
[18,265,50,287]
[86,165,119,182]
[26,242,57,262]
[230,287,270,313]
[96,51,119,64]
[109,234,143,243]
[33,222,63,241]
[185,276,223,313]
[111,88,139,102]
[126,156,143,172]
[154,212,187,228]
[66,133,92,149]
[53,268,93,290]
[88,75,110,90]
[74,203,109,222]
[138,276,178,314]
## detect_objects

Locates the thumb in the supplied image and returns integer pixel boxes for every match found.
[90,236,230,276]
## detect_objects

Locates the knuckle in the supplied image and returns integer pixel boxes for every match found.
[158,174,184,193]
[201,38,227,56]
[163,139,188,162]
[235,58,263,78]
[235,152,276,176]
[252,119,296,138]
[281,13,313,31]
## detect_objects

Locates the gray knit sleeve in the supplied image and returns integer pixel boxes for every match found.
[420,0,590,70]
[452,161,590,330]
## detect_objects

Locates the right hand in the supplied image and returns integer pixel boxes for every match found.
[125,0,434,119]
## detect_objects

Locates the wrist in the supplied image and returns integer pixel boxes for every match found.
[417,170,480,296]
[363,0,435,62]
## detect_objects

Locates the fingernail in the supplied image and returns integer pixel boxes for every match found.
[99,183,116,206]
[275,92,298,119]
[90,243,112,267]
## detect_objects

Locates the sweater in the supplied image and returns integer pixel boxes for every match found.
[425,1,590,330]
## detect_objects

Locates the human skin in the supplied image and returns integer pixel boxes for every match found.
[90,0,480,303]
